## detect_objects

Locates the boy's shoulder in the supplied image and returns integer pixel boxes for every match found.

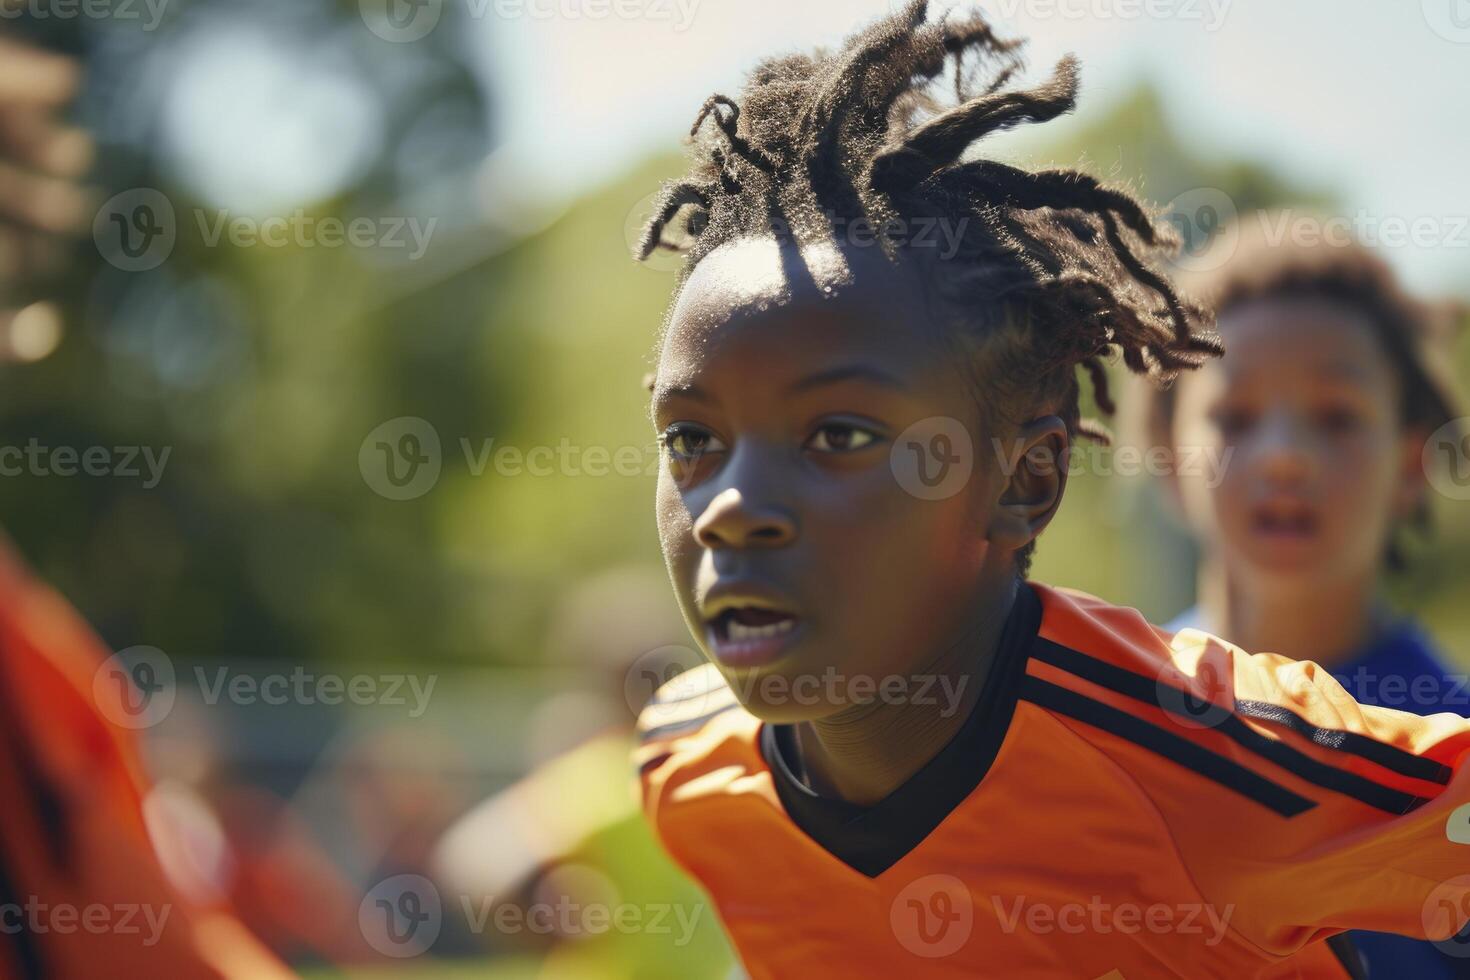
[632,662,761,803]
[1027,582,1463,803]
[634,661,742,739]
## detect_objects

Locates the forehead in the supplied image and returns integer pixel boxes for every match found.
[657,236,949,386]
[1208,296,1395,389]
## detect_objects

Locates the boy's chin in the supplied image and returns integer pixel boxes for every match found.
[711,662,857,726]
[730,694,839,726]
[1232,549,1348,594]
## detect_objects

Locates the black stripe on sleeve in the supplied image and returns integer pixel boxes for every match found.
[1234,698,1452,786]
[0,835,43,980]
[1326,933,1369,980]
[638,701,740,743]
[1033,640,1440,814]
[1020,675,1318,818]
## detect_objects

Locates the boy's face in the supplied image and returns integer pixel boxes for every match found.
[650,237,1020,723]
[1170,297,1424,592]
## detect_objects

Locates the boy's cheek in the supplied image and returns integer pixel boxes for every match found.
[1171,466,1227,538]
[655,478,696,554]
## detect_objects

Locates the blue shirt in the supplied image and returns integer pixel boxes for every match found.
[1166,607,1470,977]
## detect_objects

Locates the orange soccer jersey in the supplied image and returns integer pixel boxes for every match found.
[634,582,1470,978]
[0,536,293,980]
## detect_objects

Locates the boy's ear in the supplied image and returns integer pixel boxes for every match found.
[987,415,1069,552]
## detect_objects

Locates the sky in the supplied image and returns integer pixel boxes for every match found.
[467,0,1470,293]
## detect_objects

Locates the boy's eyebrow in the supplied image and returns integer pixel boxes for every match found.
[651,381,715,406]
[1316,361,1376,384]
[788,365,909,395]
[651,365,907,407]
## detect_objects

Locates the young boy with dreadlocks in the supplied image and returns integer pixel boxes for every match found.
[1143,217,1469,978]
[631,4,1470,976]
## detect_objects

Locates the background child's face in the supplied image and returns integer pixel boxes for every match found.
[1170,297,1425,591]
[650,238,1013,723]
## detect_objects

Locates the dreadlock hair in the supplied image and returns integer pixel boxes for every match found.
[635,1,1221,577]
[1143,212,1465,570]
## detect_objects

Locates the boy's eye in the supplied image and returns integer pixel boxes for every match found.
[1210,406,1256,438]
[1315,405,1361,435]
[662,424,727,461]
[806,422,880,454]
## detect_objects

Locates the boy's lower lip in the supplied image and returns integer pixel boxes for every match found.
[706,618,803,669]
[1247,519,1321,566]
[1250,519,1318,544]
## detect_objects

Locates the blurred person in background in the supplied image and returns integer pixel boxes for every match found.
[155,726,379,968]
[433,565,737,979]
[0,30,294,980]
[0,25,86,364]
[1140,214,1469,976]
[0,535,298,979]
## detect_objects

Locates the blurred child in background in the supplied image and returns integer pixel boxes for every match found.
[0,530,298,980]
[1143,214,1468,975]
[0,30,295,979]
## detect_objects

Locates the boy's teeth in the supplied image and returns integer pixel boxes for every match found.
[726,616,795,641]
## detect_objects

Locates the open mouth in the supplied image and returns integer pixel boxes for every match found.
[704,606,802,668]
[1251,499,1319,541]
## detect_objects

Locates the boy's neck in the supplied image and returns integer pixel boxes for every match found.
[1197,560,1387,669]
[787,576,1019,808]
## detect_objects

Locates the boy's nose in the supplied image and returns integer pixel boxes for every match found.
[1251,414,1315,485]
[693,487,797,550]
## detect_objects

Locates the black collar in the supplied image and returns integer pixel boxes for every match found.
[758,582,1042,877]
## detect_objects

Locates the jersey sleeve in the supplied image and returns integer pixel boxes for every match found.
[1174,642,1470,957]
[631,663,740,814]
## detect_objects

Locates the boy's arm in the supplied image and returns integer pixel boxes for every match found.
[1168,642,1470,957]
